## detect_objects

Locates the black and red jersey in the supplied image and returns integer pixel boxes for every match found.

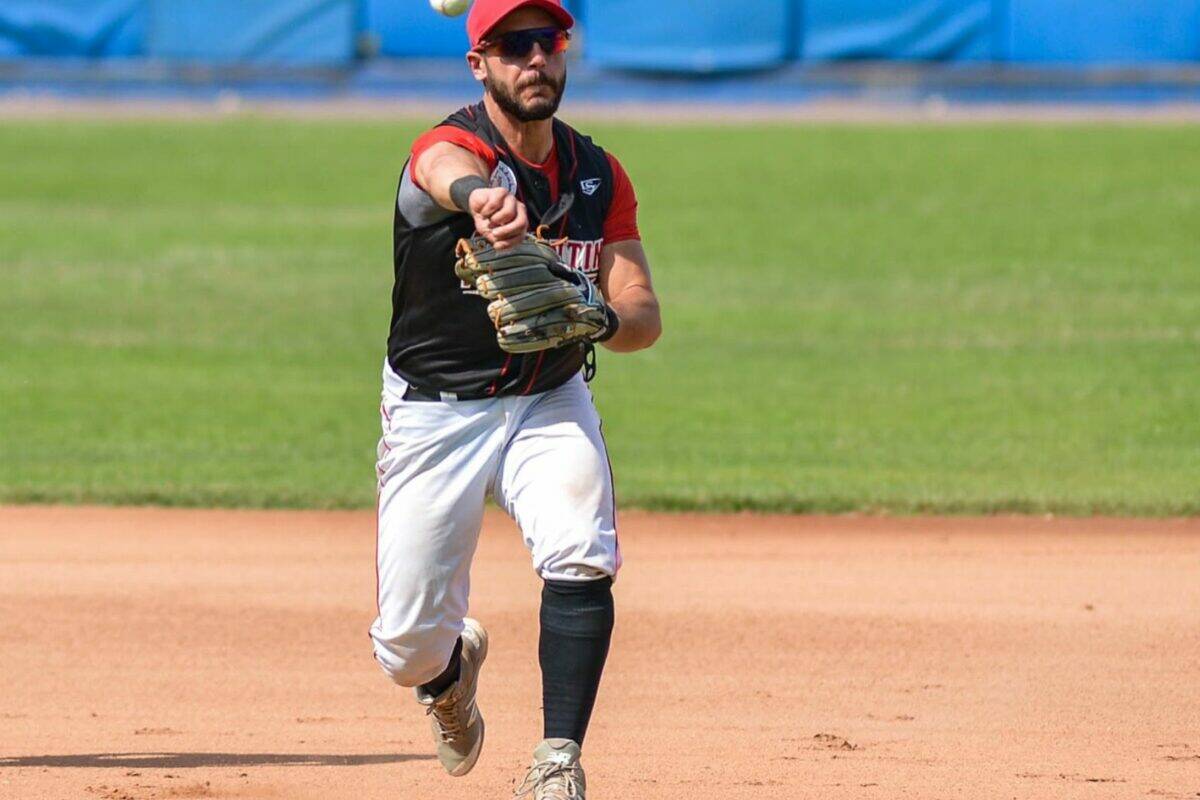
[409,123,641,249]
[387,101,639,398]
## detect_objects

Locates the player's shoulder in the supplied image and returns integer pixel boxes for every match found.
[410,107,497,171]
[439,101,487,133]
[554,117,620,176]
[411,124,484,151]
[554,116,604,153]
[413,102,480,143]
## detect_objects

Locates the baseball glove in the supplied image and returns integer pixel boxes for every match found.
[454,228,616,354]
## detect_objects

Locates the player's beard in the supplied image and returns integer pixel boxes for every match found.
[485,68,566,122]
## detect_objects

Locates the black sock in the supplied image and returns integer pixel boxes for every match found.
[420,637,462,697]
[540,577,614,746]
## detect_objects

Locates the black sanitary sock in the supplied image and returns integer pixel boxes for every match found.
[420,636,463,697]
[539,577,615,746]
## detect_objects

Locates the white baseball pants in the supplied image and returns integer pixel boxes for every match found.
[369,362,620,687]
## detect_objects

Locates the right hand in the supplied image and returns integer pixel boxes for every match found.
[468,187,529,251]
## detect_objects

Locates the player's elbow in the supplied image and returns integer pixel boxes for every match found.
[607,300,661,353]
[642,306,663,349]
[630,296,663,351]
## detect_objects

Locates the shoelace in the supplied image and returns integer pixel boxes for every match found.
[513,760,581,799]
[426,691,465,743]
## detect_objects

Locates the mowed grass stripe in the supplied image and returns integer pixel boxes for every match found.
[1,120,1197,513]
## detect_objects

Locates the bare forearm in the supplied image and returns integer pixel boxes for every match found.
[415,144,489,212]
[603,286,661,353]
[414,143,528,248]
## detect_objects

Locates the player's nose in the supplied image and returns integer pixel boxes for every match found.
[526,43,548,67]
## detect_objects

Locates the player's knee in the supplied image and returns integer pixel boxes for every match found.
[534,527,619,581]
[370,625,459,688]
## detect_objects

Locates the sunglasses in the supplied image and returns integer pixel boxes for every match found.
[477,26,571,59]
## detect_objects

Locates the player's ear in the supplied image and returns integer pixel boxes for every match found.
[466,51,487,81]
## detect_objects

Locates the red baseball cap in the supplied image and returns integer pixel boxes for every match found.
[467,0,574,47]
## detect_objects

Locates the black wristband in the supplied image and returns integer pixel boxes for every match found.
[594,305,620,343]
[449,175,488,213]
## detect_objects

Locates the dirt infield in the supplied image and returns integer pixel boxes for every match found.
[0,507,1197,799]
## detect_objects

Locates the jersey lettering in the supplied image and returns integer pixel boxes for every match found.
[555,238,604,279]
[458,237,603,298]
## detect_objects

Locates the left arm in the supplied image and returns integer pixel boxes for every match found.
[596,239,661,353]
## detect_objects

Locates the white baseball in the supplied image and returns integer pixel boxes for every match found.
[430,0,471,17]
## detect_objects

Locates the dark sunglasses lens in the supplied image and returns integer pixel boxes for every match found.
[499,28,567,57]
[545,31,569,54]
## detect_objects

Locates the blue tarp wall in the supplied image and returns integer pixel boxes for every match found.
[366,0,584,57]
[0,0,146,58]
[147,0,357,66]
[802,0,996,62]
[0,0,357,65]
[585,0,793,73]
[3,0,1200,70]
[1003,0,1200,64]
[366,0,466,58]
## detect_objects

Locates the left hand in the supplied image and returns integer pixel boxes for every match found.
[455,233,615,353]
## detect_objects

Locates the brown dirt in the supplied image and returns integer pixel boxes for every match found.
[1,506,1197,800]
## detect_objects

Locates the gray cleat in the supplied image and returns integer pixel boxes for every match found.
[414,618,488,777]
[513,738,586,799]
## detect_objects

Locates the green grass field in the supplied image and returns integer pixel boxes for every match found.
[2,118,1198,514]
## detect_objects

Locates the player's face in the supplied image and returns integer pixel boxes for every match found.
[470,8,568,122]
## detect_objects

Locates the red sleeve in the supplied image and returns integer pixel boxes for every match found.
[603,153,640,244]
[409,126,498,191]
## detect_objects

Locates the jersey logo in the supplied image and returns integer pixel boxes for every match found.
[490,162,518,195]
[580,177,602,196]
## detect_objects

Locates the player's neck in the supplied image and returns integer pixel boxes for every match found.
[484,94,554,165]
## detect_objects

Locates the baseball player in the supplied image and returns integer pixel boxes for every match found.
[368,1,661,797]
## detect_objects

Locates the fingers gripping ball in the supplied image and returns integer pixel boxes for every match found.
[455,231,614,354]
[430,0,471,16]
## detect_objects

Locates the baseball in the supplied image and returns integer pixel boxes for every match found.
[430,0,471,17]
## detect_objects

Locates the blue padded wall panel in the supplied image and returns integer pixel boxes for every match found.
[366,0,470,57]
[0,0,145,58]
[562,0,586,28]
[585,0,791,73]
[802,0,995,61]
[1005,0,1200,64]
[367,0,587,59]
[147,0,356,65]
